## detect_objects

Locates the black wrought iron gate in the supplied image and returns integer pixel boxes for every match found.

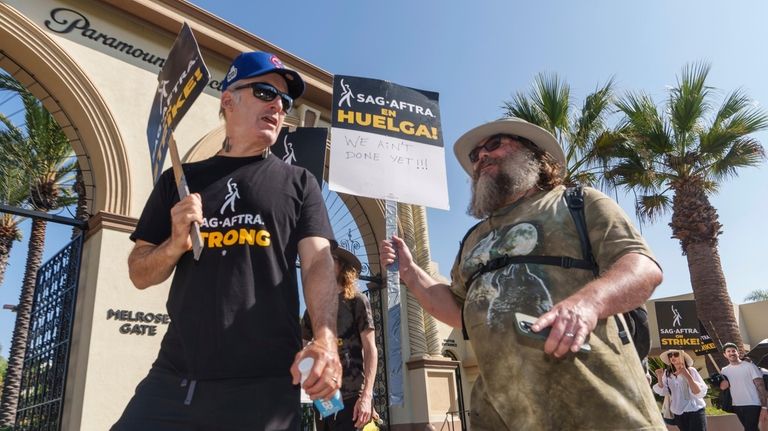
[361,281,389,430]
[14,234,83,430]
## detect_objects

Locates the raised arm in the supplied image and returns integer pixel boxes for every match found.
[533,252,662,357]
[379,235,462,328]
[290,237,342,400]
[128,193,202,289]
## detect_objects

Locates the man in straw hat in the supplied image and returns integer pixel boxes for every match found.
[302,247,378,431]
[114,52,340,430]
[380,117,664,430]
[653,349,707,430]
[719,342,768,431]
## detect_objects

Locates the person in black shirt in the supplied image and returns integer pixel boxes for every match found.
[302,247,377,430]
[112,51,341,431]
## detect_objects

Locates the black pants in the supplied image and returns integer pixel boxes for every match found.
[674,408,706,431]
[733,405,762,431]
[111,368,301,431]
[313,397,358,431]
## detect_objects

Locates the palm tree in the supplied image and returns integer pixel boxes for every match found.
[0,79,32,289]
[611,62,767,357]
[744,289,768,303]
[0,153,27,288]
[0,75,77,426]
[502,72,622,187]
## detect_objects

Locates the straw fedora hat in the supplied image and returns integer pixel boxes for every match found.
[453,117,565,176]
[659,349,694,367]
[332,247,361,273]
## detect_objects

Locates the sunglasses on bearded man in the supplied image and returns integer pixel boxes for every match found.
[231,82,294,113]
[468,134,531,163]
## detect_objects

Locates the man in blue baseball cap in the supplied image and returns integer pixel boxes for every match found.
[113,51,341,430]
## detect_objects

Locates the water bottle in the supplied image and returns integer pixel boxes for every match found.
[298,357,344,418]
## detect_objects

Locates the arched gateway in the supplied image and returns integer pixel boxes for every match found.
[0,1,471,429]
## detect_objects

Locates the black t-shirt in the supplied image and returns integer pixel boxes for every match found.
[301,292,375,400]
[131,154,335,379]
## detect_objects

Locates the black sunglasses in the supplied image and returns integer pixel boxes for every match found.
[468,134,528,163]
[232,82,294,113]
[669,352,680,358]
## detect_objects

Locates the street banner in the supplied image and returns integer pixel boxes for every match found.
[328,75,449,210]
[694,322,718,355]
[270,127,328,186]
[655,300,702,349]
[146,22,210,182]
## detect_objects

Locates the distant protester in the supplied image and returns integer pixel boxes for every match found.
[719,342,768,431]
[653,349,707,431]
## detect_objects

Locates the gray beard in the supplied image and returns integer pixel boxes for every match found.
[467,149,540,218]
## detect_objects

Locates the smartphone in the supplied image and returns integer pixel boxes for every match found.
[514,312,591,353]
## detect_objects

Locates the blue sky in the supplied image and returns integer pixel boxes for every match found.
[1,0,768,358]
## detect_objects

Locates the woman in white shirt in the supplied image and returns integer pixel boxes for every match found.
[653,349,708,431]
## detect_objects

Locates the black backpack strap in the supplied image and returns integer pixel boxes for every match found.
[465,255,596,289]
[564,186,631,346]
[457,221,484,341]
[564,185,599,277]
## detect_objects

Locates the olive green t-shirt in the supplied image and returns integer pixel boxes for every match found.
[450,185,665,431]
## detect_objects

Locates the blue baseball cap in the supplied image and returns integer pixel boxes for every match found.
[221,51,305,99]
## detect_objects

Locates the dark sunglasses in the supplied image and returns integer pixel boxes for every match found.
[468,134,527,163]
[232,82,294,113]
[669,352,680,358]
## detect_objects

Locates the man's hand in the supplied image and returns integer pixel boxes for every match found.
[128,193,203,289]
[531,295,599,358]
[290,341,342,401]
[353,393,373,428]
[169,193,203,253]
[379,235,414,275]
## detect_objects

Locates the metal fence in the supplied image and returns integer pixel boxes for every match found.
[14,234,83,430]
[361,282,389,430]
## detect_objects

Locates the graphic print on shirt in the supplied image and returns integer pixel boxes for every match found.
[462,222,553,333]
[200,177,271,251]
[220,178,240,214]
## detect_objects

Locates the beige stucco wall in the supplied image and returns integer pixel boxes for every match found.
[737,299,768,348]
[64,226,172,430]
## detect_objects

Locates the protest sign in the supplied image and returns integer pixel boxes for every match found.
[146,22,209,259]
[270,127,328,186]
[655,300,702,348]
[329,75,449,210]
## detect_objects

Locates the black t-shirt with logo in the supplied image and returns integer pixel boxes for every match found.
[131,154,335,380]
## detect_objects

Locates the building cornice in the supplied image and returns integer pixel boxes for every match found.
[98,0,333,108]
[85,211,137,240]
[406,357,461,371]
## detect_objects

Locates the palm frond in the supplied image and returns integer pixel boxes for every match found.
[573,77,616,150]
[532,72,570,134]
[503,93,547,127]
[744,289,768,303]
[706,138,765,180]
[636,193,672,223]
